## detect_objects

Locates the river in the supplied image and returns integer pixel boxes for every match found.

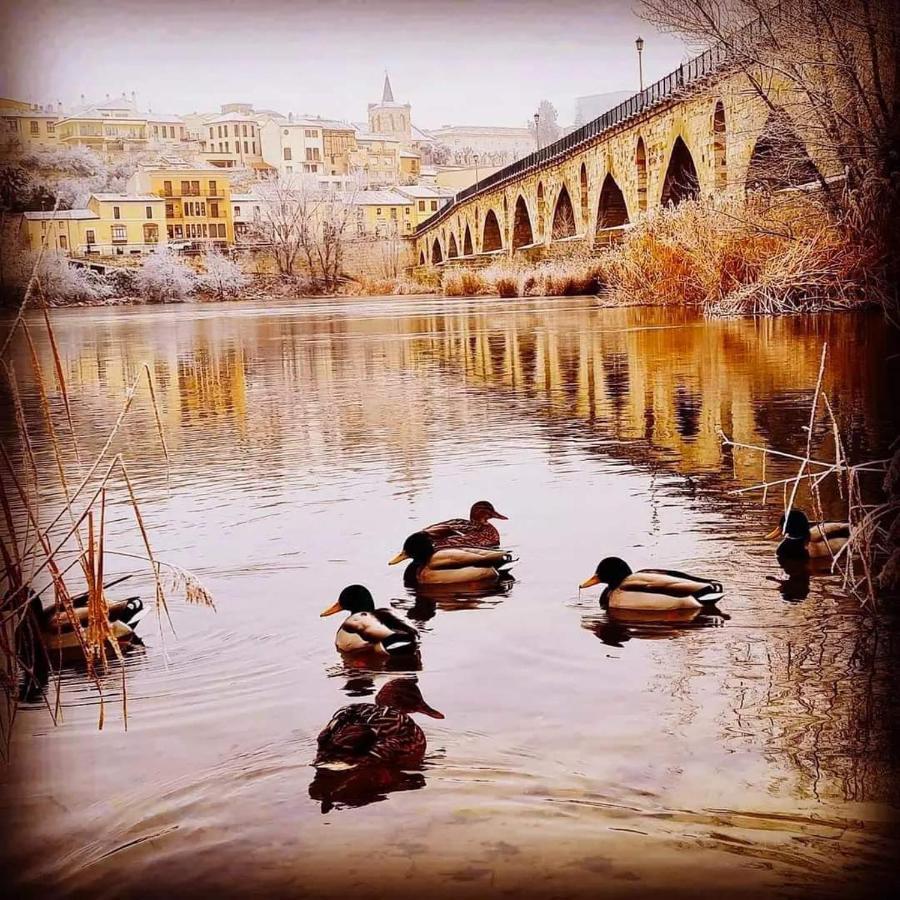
[2,296,898,899]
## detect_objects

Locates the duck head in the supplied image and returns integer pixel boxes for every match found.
[766,509,811,540]
[470,500,508,523]
[320,584,375,617]
[579,556,633,590]
[375,677,444,718]
[389,531,435,567]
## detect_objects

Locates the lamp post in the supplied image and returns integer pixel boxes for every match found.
[635,36,645,92]
[473,153,480,189]
[534,111,541,151]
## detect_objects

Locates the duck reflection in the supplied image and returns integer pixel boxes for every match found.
[394,577,515,624]
[770,558,813,602]
[583,606,728,647]
[310,677,442,813]
[327,651,423,697]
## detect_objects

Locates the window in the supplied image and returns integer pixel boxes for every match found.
[111,225,127,242]
[201,202,206,216]
[47,122,54,134]
[165,203,174,218]
[225,141,230,153]
[218,126,223,138]
[252,141,257,154]
[285,165,293,173]
[210,202,219,218]
[418,200,425,212]
[59,235,67,249]
[305,129,318,138]
[146,206,153,219]
[143,224,158,243]
[431,201,438,211]
[209,180,217,195]
[305,148,320,161]
[202,224,208,237]
[174,225,183,238]
[209,127,214,139]
[85,229,96,244]
[181,180,190,195]
[30,120,39,135]
[242,124,247,137]
[244,141,249,154]
[164,180,173,196]
[234,206,241,217]
[152,125,159,137]
[376,208,382,215]
[167,225,174,239]
[218,223,226,238]
[191,180,200,195]
[283,147,292,161]
[170,126,175,138]
[390,208,397,219]
[113,206,121,219]
[223,125,229,137]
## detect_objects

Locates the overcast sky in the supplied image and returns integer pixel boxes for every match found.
[0,0,689,128]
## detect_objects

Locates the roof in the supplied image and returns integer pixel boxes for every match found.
[204,112,259,124]
[396,185,452,199]
[231,194,262,202]
[399,149,420,158]
[91,193,162,201]
[0,107,58,119]
[382,72,394,103]
[431,124,531,136]
[355,131,400,143]
[410,124,434,142]
[352,190,412,206]
[146,112,183,123]
[23,209,98,220]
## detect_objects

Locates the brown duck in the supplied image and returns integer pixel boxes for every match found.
[389,500,507,564]
[313,677,444,770]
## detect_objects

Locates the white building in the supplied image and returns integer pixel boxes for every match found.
[259,117,325,177]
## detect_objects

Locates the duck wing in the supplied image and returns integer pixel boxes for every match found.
[427,547,513,569]
[630,569,724,602]
[372,608,419,637]
[316,705,378,763]
[814,522,850,540]
[423,518,470,539]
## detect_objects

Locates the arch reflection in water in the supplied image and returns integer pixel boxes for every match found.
[583,607,728,648]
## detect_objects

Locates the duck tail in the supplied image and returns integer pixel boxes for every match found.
[695,582,724,604]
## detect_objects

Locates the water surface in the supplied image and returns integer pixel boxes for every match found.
[2,297,898,899]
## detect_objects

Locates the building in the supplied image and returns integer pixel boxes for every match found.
[321,121,358,176]
[55,94,186,155]
[428,124,534,163]
[395,184,453,227]
[367,72,412,143]
[128,165,233,246]
[259,117,325,177]
[399,149,421,183]
[433,165,502,191]
[19,193,166,256]
[201,111,264,168]
[1,99,61,151]
[231,193,264,241]
[350,132,401,186]
[573,90,635,126]
[351,190,414,237]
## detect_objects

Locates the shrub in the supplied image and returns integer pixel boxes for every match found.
[134,248,196,303]
[201,247,249,300]
[441,269,487,297]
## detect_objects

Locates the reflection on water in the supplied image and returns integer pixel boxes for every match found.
[2,297,898,899]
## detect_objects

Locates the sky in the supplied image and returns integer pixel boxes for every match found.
[0,0,689,128]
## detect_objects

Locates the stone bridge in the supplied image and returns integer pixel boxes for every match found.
[413,10,832,268]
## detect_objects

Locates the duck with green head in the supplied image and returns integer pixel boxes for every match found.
[580,557,725,611]
[320,585,419,656]
[766,508,850,562]
[396,531,515,586]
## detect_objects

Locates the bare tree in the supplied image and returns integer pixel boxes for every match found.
[314,181,359,292]
[252,175,322,277]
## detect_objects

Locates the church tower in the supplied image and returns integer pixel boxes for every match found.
[367,70,412,142]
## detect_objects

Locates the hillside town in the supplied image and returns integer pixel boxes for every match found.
[1,73,550,290]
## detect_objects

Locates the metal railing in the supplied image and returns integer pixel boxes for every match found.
[416,3,782,236]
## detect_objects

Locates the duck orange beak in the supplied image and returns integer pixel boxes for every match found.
[764,526,783,540]
[388,550,409,565]
[579,574,601,589]
[320,600,342,617]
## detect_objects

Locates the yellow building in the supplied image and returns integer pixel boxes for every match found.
[1,100,60,151]
[399,150,421,183]
[352,190,414,236]
[19,194,166,256]
[396,185,453,227]
[128,165,234,246]
[321,122,358,176]
[351,133,401,186]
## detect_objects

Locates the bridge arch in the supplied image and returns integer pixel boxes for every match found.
[579,163,589,229]
[661,136,700,206]
[463,223,474,256]
[536,182,546,241]
[745,110,821,192]
[551,183,576,240]
[447,232,459,259]
[635,137,648,213]
[419,250,426,267]
[713,101,727,190]
[512,195,534,249]
[596,172,629,231]
[482,209,503,252]
[431,237,443,265]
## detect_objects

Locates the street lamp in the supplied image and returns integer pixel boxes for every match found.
[473,153,480,188]
[534,111,541,151]
[635,36,645,92]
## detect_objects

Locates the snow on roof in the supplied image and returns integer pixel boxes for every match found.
[91,193,162,201]
[204,112,260,124]
[231,194,262,202]
[355,131,400,143]
[352,190,412,206]
[23,209,98,220]
[396,185,452,199]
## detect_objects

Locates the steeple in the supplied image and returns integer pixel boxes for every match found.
[382,70,394,103]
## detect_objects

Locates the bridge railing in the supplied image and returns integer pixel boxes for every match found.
[416,2,782,236]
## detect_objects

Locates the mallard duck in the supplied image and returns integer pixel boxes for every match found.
[388,501,507,564]
[397,531,514,585]
[320,585,419,656]
[313,677,444,769]
[579,557,724,610]
[766,509,850,562]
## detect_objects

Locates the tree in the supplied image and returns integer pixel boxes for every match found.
[202,246,248,300]
[135,248,196,302]
[314,183,359,292]
[251,175,321,277]
[528,100,562,149]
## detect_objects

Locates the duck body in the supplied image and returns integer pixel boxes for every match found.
[314,677,443,770]
[770,510,849,562]
[321,585,418,656]
[399,533,515,586]
[389,501,507,564]
[581,558,724,611]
